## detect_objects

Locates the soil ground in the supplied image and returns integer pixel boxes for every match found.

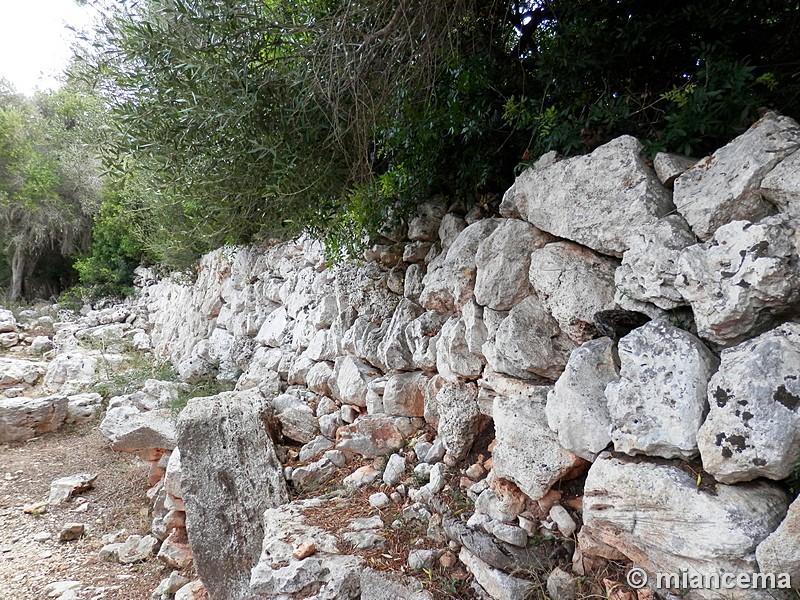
[0,424,172,599]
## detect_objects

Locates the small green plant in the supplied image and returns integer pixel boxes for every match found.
[94,354,177,400]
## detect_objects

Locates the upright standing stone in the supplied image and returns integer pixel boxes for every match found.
[176,390,288,600]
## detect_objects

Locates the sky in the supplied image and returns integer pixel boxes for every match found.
[0,0,96,95]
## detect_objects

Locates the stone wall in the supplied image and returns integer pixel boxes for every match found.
[131,112,800,599]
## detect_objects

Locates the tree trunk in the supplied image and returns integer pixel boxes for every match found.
[10,245,29,301]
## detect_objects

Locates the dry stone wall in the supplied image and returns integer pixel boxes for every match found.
[7,112,799,598]
[124,111,800,600]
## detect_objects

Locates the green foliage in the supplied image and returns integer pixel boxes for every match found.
[73,180,148,297]
[69,0,799,271]
[0,83,103,299]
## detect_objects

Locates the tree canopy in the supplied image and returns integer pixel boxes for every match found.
[5,0,795,298]
[0,83,102,299]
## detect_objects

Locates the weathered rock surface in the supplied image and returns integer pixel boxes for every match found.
[249,499,362,599]
[653,152,696,187]
[360,568,433,600]
[435,380,485,461]
[605,319,718,459]
[761,147,800,218]
[697,323,800,483]
[420,219,502,313]
[459,547,536,600]
[500,136,673,256]
[675,214,800,346]
[528,241,618,343]
[0,395,68,442]
[474,219,551,311]
[546,337,617,461]
[673,112,800,240]
[493,387,584,500]
[436,315,485,380]
[580,453,790,600]
[756,495,800,585]
[100,407,176,460]
[336,415,422,457]
[0,357,47,390]
[614,215,697,311]
[176,390,288,600]
[487,296,576,380]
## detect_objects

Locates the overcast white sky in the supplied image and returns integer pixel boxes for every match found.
[0,0,96,95]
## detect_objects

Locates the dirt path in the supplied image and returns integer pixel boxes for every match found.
[0,425,170,599]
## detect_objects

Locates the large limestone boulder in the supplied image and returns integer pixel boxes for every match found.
[485,296,576,380]
[580,454,790,600]
[761,147,800,218]
[675,214,800,346]
[528,242,618,343]
[176,390,288,600]
[100,406,177,460]
[605,319,718,459]
[493,387,584,501]
[546,338,618,461]
[419,219,502,313]
[474,219,552,311]
[0,395,68,442]
[757,496,800,586]
[614,215,697,311]
[673,112,800,240]
[0,358,47,390]
[697,323,800,483]
[500,136,673,257]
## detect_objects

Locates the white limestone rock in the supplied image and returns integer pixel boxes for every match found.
[761,147,800,219]
[1,357,47,390]
[331,355,380,408]
[419,219,502,313]
[653,152,697,188]
[546,337,618,461]
[605,319,718,459]
[177,389,288,600]
[580,453,790,600]
[100,407,177,460]
[459,547,536,600]
[756,495,800,586]
[377,299,423,371]
[406,311,447,371]
[675,214,800,346]
[614,215,697,311]
[529,241,618,343]
[673,112,800,240]
[382,372,428,418]
[0,395,68,442]
[435,380,486,462]
[486,296,576,380]
[697,323,800,483]
[474,219,552,311]
[436,315,485,381]
[501,136,673,256]
[493,386,584,501]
